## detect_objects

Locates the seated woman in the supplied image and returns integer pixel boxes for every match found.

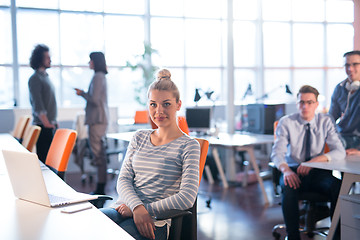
[101,69,200,240]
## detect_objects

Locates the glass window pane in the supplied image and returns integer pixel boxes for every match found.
[61,67,93,107]
[262,0,291,21]
[107,67,143,118]
[184,68,222,106]
[263,69,294,103]
[327,68,347,108]
[150,0,183,17]
[17,10,60,65]
[17,0,59,9]
[234,21,256,67]
[293,69,324,105]
[151,18,184,67]
[19,67,61,108]
[233,0,257,20]
[327,24,354,67]
[60,13,104,65]
[293,24,324,67]
[234,69,256,103]
[0,10,12,64]
[326,0,354,22]
[292,0,325,22]
[0,67,13,107]
[104,0,145,14]
[0,0,10,5]
[184,0,225,19]
[60,0,103,12]
[185,19,223,67]
[104,15,144,66]
[263,23,291,67]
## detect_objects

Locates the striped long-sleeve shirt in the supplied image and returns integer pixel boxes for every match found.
[114,129,200,219]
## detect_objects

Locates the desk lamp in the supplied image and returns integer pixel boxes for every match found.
[256,84,293,101]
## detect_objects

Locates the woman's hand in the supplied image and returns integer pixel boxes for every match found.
[133,205,155,240]
[74,88,83,96]
[115,204,133,218]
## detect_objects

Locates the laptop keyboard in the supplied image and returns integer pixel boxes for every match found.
[48,194,71,205]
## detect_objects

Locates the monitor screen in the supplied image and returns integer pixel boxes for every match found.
[185,107,212,133]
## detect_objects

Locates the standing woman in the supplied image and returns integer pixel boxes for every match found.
[75,52,109,195]
[101,69,200,240]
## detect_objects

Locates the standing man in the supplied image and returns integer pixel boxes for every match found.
[28,44,57,163]
[271,85,345,240]
[329,50,360,154]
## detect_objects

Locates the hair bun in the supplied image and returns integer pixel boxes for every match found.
[157,69,171,81]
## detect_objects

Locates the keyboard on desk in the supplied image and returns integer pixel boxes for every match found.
[48,194,72,206]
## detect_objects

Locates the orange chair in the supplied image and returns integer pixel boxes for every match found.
[156,138,209,240]
[45,129,77,180]
[21,125,41,152]
[134,110,149,124]
[12,115,31,142]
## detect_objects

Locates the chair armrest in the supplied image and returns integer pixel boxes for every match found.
[154,209,192,221]
[93,195,113,201]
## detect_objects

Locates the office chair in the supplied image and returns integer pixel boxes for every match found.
[12,115,31,142]
[134,110,150,124]
[155,138,209,240]
[45,129,77,180]
[21,125,41,152]
[270,121,330,239]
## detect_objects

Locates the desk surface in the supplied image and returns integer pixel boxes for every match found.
[0,133,134,240]
[108,131,274,146]
[302,155,360,175]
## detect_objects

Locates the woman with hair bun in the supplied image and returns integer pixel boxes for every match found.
[101,69,200,240]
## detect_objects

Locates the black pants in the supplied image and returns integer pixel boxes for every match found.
[36,125,55,163]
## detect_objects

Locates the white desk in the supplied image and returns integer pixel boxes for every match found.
[0,133,134,240]
[302,155,360,240]
[107,131,274,205]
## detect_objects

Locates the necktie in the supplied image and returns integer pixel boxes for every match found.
[304,123,311,161]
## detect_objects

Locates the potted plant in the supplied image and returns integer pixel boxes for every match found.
[126,43,158,106]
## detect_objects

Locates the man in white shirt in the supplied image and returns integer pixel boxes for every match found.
[271,85,345,240]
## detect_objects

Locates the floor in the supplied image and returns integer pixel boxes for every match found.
[65,171,329,240]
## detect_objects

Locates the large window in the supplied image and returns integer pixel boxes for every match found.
[0,0,355,116]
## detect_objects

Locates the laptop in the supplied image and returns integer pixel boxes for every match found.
[2,149,98,207]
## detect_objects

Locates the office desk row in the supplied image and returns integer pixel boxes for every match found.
[303,156,360,240]
[0,133,134,240]
[107,131,274,205]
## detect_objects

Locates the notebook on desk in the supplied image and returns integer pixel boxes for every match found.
[2,149,98,207]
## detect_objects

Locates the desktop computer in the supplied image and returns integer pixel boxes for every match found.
[185,107,212,135]
[246,103,285,134]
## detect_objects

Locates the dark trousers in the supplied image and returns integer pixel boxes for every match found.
[100,208,167,240]
[36,125,55,163]
[280,168,341,239]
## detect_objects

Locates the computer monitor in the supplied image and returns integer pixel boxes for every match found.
[246,103,285,134]
[185,107,212,133]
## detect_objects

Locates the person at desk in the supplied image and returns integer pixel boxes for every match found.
[329,51,360,154]
[28,44,57,163]
[271,85,346,240]
[100,69,200,240]
[75,52,109,195]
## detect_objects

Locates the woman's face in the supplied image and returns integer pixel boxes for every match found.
[89,60,94,70]
[148,90,181,128]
